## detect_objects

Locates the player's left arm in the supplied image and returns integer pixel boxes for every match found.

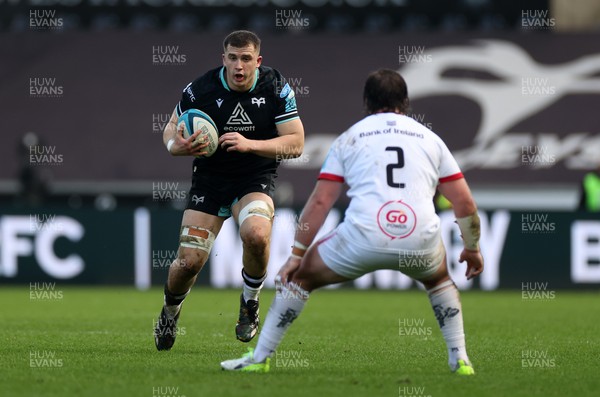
[438,178,484,280]
[436,136,483,280]
[218,118,304,159]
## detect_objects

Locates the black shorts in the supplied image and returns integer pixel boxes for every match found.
[185,172,276,218]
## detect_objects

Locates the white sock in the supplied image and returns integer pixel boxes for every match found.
[253,282,309,363]
[427,280,470,369]
[163,288,189,319]
[243,284,262,303]
[242,270,266,303]
[164,303,182,319]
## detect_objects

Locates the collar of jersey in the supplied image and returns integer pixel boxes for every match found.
[219,67,259,93]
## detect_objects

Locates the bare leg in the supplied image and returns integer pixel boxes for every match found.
[166,209,224,295]
[231,193,275,342]
[233,192,274,280]
[155,210,224,351]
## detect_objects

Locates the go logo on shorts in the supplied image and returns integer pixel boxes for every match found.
[377,200,417,239]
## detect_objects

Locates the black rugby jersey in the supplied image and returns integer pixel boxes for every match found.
[175,65,299,177]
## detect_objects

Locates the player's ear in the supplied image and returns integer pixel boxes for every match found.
[222,53,226,66]
[256,55,262,67]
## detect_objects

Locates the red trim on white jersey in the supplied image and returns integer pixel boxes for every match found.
[318,173,345,183]
[439,172,464,184]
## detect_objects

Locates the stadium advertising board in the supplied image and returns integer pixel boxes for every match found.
[0,208,598,290]
[0,209,135,284]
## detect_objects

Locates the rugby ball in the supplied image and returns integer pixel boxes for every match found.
[177,109,219,157]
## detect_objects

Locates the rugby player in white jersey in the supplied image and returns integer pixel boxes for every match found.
[220,69,484,375]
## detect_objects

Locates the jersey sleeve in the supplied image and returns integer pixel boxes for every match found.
[175,81,197,117]
[272,71,299,125]
[318,138,345,183]
[437,138,463,184]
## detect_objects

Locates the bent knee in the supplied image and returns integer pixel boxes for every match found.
[175,225,216,275]
[240,225,270,252]
[174,248,208,275]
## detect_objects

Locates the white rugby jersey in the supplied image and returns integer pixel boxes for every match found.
[319,113,463,251]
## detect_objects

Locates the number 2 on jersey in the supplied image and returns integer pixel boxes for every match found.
[385,146,405,188]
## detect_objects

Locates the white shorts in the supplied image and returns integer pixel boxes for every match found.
[316,222,446,280]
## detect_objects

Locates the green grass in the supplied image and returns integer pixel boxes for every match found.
[1,287,598,397]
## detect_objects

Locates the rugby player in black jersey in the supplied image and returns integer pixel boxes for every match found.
[154,30,304,350]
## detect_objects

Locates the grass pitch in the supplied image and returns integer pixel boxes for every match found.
[1,287,598,397]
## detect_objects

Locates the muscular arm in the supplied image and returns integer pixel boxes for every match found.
[218,118,305,159]
[294,179,344,247]
[162,110,179,147]
[438,177,484,279]
[437,178,477,218]
[276,179,343,283]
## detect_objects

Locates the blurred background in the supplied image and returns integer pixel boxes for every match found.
[1,0,599,290]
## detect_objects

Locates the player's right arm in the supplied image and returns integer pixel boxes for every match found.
[295,179,344,246]
[437,178,484,280]
[277,138,345,284]
[277,179,344,284]
[162,109,209,157]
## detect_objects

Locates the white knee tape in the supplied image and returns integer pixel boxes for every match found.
[238,200,274,226]
[179,226,216,254]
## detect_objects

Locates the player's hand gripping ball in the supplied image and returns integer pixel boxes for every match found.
[177,109,219,157]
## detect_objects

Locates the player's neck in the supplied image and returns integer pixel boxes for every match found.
[371,109,404,115]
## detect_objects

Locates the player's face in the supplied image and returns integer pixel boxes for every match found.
[222,44,262,92]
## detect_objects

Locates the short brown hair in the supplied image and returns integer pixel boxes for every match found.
[363,69,409,114]
[223,30,261,52]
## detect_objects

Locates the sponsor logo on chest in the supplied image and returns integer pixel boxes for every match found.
[224,102,255,132]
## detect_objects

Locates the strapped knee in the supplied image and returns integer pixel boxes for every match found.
[179,225,216,254]
[237,200,274,226]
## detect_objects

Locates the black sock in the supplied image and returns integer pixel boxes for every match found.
[164,284,189,306]
[241,269,267,288]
